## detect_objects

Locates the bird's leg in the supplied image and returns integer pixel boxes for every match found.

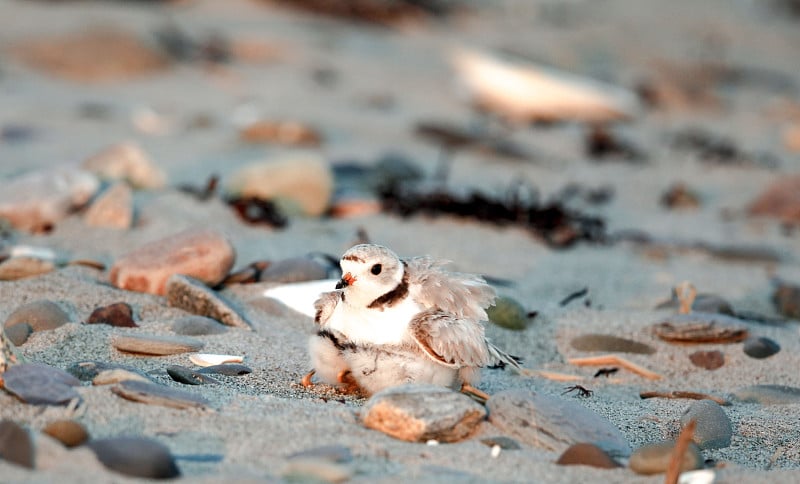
[301,369,316,388]
[460,383,491,403]
[336,369,362,395]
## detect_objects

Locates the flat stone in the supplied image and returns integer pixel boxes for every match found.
[3,363,81,405]
[83,181,134,229]
[197,364,252,376]
[487,389,630,457]
[111,380,210,409]
[653,313,749,344]
[86,302,137,327]
[556,443,620,468]
[43,420,89,448]
[88,436,180,479]
[109,227,235,295]
[93,368,152,386]
[689,350,725,370]
[4,322,32,346]
[361,384,486,443]
[570,334,655,354]
[0,420,34,469]
[66,360,149,382]
[288,445,353,463]
[733,384,800,405]
[112,333,204,356]
[0,256,55,280]
[680,400,732,449]
[628,440,702,475]
[171,315,228,336]
[743,336,780,359]
[5,300,72,332]
[166,365,220,385]
[82,142,166,189]
[166,274,251,329]
[487,296,529,331]
[258,256,329,283]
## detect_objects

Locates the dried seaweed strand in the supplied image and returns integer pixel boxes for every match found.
[568,355,662,380]
[639,390,729,406]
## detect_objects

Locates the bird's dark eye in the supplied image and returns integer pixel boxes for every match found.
[370,264,382,275]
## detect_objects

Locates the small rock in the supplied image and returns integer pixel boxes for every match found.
[487,296,529,330]
[733,384,800,404]
[772,282,800,319]
[748,174,800,224]
[487,389,630,457]
[197,364,252,376]
[653,313,748,344]
[3,363,81,405]
[111,333,204,356]
[109,227,235,295]
[689,350,725,370]
[82,142,166,189]
[224,156,333,216]
[83,182,134,229]
[0,420,35,469]
[66,360,148,382]
[479,436,521,450]
[628,440,702,475]
[570,334,655,354]
[680,400,732,449]
[287,445,353,463]
[743,336,780,359]
[92,368,152,386]
[0,256,55,280]
[171,315,228,336]
[166,274,251,329]
[88,436,180,479]
[258,256,329,283]
[5,300,72,332]
[86,302,137,328]
[43,420,89,448]
[166,365,220,385]
[4,323,32,346]
[556,443,620,468]
[361,384,486,443]
[111,380,210,409]
[660,182,700,210]
[239,119,321,147]
[0,167,99,233]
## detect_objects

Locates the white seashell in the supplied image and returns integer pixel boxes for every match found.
[678,469,715,484]
[490,445,501,458]
[261,279,338,318]
[189,353,244,367]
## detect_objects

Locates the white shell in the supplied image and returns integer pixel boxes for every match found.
[190,353,244,367]
[261,279,338,318]
[678,469,715,484]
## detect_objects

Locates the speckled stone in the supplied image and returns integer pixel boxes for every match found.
[5,300,72,332]
[88,436,180,479]
[629,440,702,475]
[86,302,137,328]
[0,256,56,280]
[680,400,732,449]
[197,364,252,376]
[3,363,81,405]
[166,365,220,385]
[83,181,134,229]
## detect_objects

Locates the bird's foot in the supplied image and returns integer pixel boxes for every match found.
[336,370,363,395]
[301,369,316,388]
[460,383,491,403]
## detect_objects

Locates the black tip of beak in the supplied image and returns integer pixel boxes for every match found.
[335,278,347,289]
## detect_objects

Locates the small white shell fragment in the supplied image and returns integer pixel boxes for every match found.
[490,445,501,458]
[190,353,244,367]
[426,440,439,446]
[261,279,338,318]
[678,469,715,484]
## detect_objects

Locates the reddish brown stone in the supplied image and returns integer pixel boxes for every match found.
[748,174,800,223]
[689,350,725,370]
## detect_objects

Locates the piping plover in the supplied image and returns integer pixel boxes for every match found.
[302,244,520,399]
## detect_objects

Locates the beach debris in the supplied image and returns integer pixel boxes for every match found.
[43,420,89,448]
[556,442,620,468]
[283,445,353,483]
[594,368,618,378]
[585,125,645,162]
[178,174,219,201]
[568,355,661,380]
[680,400,732,449]
[3,363,81,405]
[733,384,800,405]
[197,364,252,376]
[655,287,734,316]
[688,350,725,370]
[224,156,333,217]
[262,279,338,318]
[414,121,533,161]
[111,380,209,410]
[240,120,321,147]
[0,256,56,280]
[0,167,99,233]
[83,182,134,229]
[559,287,589,307]
[628,439,701,476]
[110,227,235,295]
[653,315,749,344]
[451,49,640,124]
[743,336,780,359]
[267,0,457,27]
[561,385,593,398]
[93,368,152,386]
[570,334,656,355]
[189,353,244,367]
[226,197,288,228]
[361,384,486,443]
[166,274,252,329]
[487,389,630,457]
[0,420,35,469]
[672,127,779,169]
[112,333,205,356]
[171,315,228,336]
[166,365,220,385]
[66,360,148,383]
[87,302,137,328]
[486,296,529,330]
[5,300,72,333]
[88,436,181,479]
[152,23,231,64]
[661,182,701,210]
[771,280,800,318]
[666,419,698,484]
[639,390,729,407]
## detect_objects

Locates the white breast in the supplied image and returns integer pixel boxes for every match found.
[327,297,421,345]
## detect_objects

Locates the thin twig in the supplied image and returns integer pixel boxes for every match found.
[640,390,729,406]
[568,355,662,380]
[665,419,696,484]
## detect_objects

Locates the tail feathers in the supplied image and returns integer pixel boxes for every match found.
[486,341,522,371]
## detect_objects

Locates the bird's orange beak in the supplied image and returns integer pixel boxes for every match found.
[336,272,356,289]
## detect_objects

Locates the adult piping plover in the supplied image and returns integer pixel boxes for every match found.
[302,244,520,399]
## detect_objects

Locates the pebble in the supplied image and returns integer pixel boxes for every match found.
[112,333,204,356]
[628,440,702,475]
[0,256,56,280]
[224,156,334,216]
[361,384,486,443]
[3,363,81,405]
[83,182,134,229]
[743,336,780,359]
[733,384,800,404]
[680,400,733,449]
[487,389,630,457]
[689,350,725,370]
[93,368,153,386]
[772,282,800,319]
[479,436,521,450]
[86,302,137,327]
[171,315,228,336]
[197,364,252,376]
[43,420,89,448]
[570,334,655,354]
[284,445,354,482]
[87,436,180,479]
[258,256,329,283]
[166,365,220,385]
[111,380,210,410]
[653,313,748,343]
[81,142,167,189]
[747,173,800,224]
[4,322,32,346]
[0,167,99,233]
[239,119,322,147]
[287,445,353,463]
[109,227,235,295]
[0,420,35,469]
[66,360,149,382]
[5,299,72,332]
[487,296,529,330]
[660,182,700,210]
[166,274,252,329]
[555,443,620,468]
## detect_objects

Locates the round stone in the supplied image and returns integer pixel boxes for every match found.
[742,336,780,359]
[487,296,529,331]
[4,323,32,346]
[43,420,89,448]
[680,400,732,449]
[0,256,55,280]
[689,350,725,370]
[629,440,702,475]
[87,436,180,479]
[197,364,252,376]
[111,333,204,356]
[83,181,134,229]
[5,300,72,332]
[86,302,137,328]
